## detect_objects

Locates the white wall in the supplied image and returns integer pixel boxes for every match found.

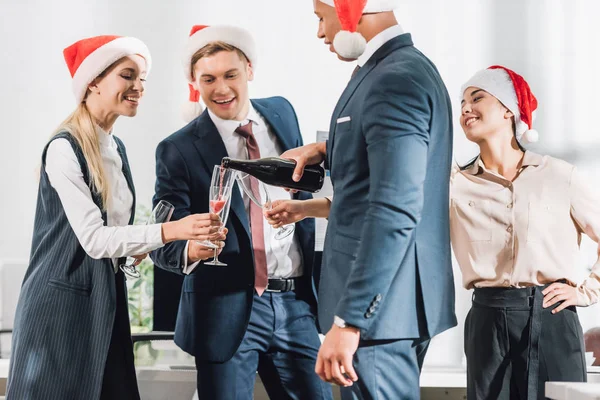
[2,0,600,367]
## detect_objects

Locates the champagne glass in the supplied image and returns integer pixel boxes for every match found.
[236,173,295,240]
[120,200,174,279]
[205,165,236,266]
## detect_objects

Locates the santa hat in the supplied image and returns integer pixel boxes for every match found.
[182,25,257,122]
[461,65,539,144]
[319,0,401,59]
[63,35,151,103]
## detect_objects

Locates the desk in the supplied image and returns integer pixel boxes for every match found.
[546,382,600,400]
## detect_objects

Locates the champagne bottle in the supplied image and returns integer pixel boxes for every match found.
[221,157,325,193]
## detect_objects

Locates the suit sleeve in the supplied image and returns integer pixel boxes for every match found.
[149,139,194,275]
[334,73,431,331]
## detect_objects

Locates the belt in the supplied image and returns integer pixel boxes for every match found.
[472,281,565,400]
[265,278,297,293]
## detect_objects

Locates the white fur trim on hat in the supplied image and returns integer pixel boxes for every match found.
[319,0,400,13]
[333,30,367,59]
[181,101,204,123]
[183,25,256,83]
[72,37,151,103]
[519,129,539,144]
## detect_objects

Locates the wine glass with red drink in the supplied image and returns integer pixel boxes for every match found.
[204,165,235,266]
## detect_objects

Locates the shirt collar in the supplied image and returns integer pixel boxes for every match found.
[208,102,261,140]
[357,24,405,67]
[463,150,543,176]
[96,126,113,148]
[521,150,543,167]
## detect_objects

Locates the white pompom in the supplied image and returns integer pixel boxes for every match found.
[523,129,539,144]
[333,30,367,60]
[181,101,204,123]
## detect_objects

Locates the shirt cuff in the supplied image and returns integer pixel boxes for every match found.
[148,223,164,247]
[181,241,201,275]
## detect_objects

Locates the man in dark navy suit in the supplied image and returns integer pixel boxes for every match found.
[150,24,332,400]
[279,1,457,399]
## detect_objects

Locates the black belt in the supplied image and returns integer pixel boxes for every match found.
[472,281,564,400]
[265,278,297,293]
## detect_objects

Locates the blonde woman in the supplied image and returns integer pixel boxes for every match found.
[7,36,225,400]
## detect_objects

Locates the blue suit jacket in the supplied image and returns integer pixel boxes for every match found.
[320,33,457,340]
[150,97,316,362]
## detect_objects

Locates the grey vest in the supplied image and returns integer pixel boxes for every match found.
[7,132,136,399]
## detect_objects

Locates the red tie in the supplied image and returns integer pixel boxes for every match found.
[235,122,268,296]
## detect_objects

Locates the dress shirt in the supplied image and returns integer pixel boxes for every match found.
[356,24,405,67]
[183,104,304,278]
[450,151,600,305]
[46,127,164,270]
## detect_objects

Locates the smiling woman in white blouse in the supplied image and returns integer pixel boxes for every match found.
[451,65,600,400]
[6,36,226,400]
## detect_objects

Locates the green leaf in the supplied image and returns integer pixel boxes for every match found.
[131,278,143,290]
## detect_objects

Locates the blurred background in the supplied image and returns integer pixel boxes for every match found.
[1,0,600,386]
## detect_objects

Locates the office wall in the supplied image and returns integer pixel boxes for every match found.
[2,0,600,366]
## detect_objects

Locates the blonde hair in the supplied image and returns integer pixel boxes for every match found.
[52,103,110,209]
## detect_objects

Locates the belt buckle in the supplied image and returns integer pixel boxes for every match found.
[266,280,281,293]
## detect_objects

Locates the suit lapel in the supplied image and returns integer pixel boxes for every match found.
[328,61,376,171]
[192,111,250,239]
[328,33,414,172]
[252,100,295,151]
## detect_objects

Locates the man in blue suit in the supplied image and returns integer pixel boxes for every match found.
[150,25,332,400]
[280,1,457,398]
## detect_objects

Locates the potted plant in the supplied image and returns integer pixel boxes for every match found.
[127,205,159,365]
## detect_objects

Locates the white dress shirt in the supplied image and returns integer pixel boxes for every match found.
[357,24,405,67]
[45,128,164,270]
[183,104,304,278]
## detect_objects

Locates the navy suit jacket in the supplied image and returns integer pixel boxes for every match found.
[320,33,457,340]
[150,97,316,362]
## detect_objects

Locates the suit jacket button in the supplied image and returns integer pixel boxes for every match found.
[375,294,382,302]
[364,312,372,318]
[368,306,376,313]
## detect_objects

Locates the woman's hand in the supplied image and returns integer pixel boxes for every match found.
[264,200,307,228]
[130,253,148,266]
[542,282,581,313]
[161,213,224,244]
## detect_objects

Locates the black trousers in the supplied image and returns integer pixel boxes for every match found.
[465,285,586,400]
[100,270,140,400]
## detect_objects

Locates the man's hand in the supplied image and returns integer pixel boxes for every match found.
[280,142,327,182]
[315,324,360,387]
[264,200,307,228]
[187,228,227,263]
[542,282,582,313]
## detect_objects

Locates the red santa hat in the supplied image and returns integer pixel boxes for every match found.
[182,25,257,122]
[319,0,401,59]
[461,65,539,144]
[63,35,151,103]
